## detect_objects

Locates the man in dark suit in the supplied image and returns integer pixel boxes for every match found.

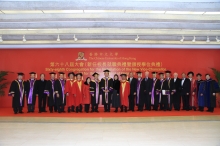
[181,73,191,111]
[142,71,153,111]
[165,70,172,110]
[170,72,182,111]
[36,73,47,113]
[128,72,137,112]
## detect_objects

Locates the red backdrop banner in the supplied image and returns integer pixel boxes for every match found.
[0,48,219,108]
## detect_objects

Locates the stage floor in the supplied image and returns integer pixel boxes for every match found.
[0,107,220,146]
[0,115,220,146]
[0,107,220,118]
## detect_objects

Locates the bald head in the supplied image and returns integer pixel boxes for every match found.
[145,71,149,77]
[173,72,178,78]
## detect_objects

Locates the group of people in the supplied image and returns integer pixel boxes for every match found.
[8,69,219,114]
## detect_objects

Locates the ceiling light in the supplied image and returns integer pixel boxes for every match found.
[216,36,220,42]
[23,35,26,42]
[192,36,196,42]
[204,12,220,15]
[57,34,60,41]
[84,10,124,13]
[43,10,83,13]
[165,11,204,15]
[206,36,210,43]
[180,36,184,42]
[135,35,139,41]
[73,34,78,41]
[1,10,43,14]
[0,35,3,42]
[125,10,165,14]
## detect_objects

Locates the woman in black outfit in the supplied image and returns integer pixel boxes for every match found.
[112,74,120,112]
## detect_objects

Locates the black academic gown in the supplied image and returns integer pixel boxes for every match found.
[136,78,145,110]
[45,80,56,107]
[90,80,101,105]
[161,80,169,104]
[25,79,37,105]
[142,78,153,110]
[36,79,47,109]
[112,80,120,107]
[128,77,137,110]
[170,78,182,110]
[154,79,161,109]
[205,79,220,108]
[54,79,66,106]
[9,80,25,108]
[181,78,191,110]
[100,77,113,105]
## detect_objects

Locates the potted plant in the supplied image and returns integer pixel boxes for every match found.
[0,71,11,96]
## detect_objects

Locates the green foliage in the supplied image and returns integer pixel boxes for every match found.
[0,71,11,96]
[210,68,220,86]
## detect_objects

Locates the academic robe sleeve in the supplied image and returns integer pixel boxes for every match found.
[72,81,77,95]
[89,82,95,95]
[35,80,39,95]
[187,79,191,93]
[82,84,86,97]
[34,80,38,95]
[192,80,197,93]
[127,82,130,96]
[100,79,105,92]
[170,80,174,92]
[8,81,16,96]
[99,82,102,95]
[199,81,206,95]
[155,80,161,93]
[109,78,114,92]
[149,79,153,93]
[54,80,59,94]
[134,79,137,93]
[44,81,50,95]
[65,80,70,94]
[141,79,146,91]
[161,80,168,90]
[24,80,28,95]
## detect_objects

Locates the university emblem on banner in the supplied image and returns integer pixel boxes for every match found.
[76,52,87,61]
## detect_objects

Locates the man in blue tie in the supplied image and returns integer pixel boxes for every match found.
[181,73,191,111]
[127,72,137,112]
[36,73,47,113]
[170,72,181,111]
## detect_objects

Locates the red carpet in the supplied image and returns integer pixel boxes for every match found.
[0,107,220,118]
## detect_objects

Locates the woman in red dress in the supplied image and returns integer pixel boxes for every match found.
[83,77,91,113]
